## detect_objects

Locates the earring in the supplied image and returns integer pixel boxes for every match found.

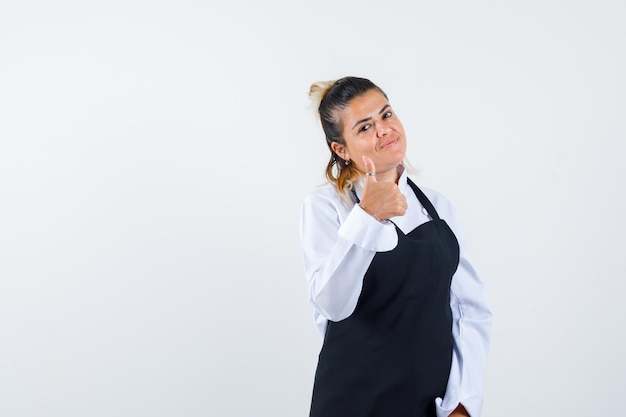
[345,160,350,166]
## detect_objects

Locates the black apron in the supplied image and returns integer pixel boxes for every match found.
[309,179,460,417]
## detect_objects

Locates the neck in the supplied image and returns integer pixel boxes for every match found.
[376,164,403,183]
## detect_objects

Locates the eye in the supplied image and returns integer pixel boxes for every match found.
[383,111,392,119]
[359,124,372,133]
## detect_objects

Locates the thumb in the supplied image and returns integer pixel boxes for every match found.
[362,155,377,183]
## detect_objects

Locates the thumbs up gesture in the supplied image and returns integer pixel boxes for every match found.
[358,156,407,221]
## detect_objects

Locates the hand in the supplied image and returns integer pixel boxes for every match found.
[358,156,407,221]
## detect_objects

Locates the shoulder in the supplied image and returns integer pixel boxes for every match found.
[301,183,354,231]
[301,183,352,219]
[304,182,339,201]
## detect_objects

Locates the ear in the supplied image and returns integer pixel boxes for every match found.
[331,142,350,161]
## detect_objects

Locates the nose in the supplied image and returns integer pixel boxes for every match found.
[375,123,390,137]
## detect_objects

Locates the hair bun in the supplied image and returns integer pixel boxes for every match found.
[308,80,335,113]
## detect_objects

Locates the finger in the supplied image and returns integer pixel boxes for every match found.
[362,155,377,182]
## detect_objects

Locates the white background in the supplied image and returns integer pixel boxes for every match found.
[1,1,625,416]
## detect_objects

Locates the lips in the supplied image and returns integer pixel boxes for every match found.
[380,138,399,149]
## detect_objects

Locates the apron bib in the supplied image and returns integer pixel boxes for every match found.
[309,179,460,417]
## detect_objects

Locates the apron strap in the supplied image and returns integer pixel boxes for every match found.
[407,178,441,220]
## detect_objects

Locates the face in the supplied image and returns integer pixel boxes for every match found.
[332,89,407,178]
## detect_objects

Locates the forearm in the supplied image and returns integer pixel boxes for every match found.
[306,241,375,321]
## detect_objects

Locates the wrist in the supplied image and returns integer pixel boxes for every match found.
[359,203,381,222]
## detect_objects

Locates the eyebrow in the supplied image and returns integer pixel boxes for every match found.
[352,104,391,130]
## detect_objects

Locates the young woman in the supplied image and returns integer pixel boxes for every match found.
[300,76,492,417]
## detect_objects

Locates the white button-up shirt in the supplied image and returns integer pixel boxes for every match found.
[299,167,493,417]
